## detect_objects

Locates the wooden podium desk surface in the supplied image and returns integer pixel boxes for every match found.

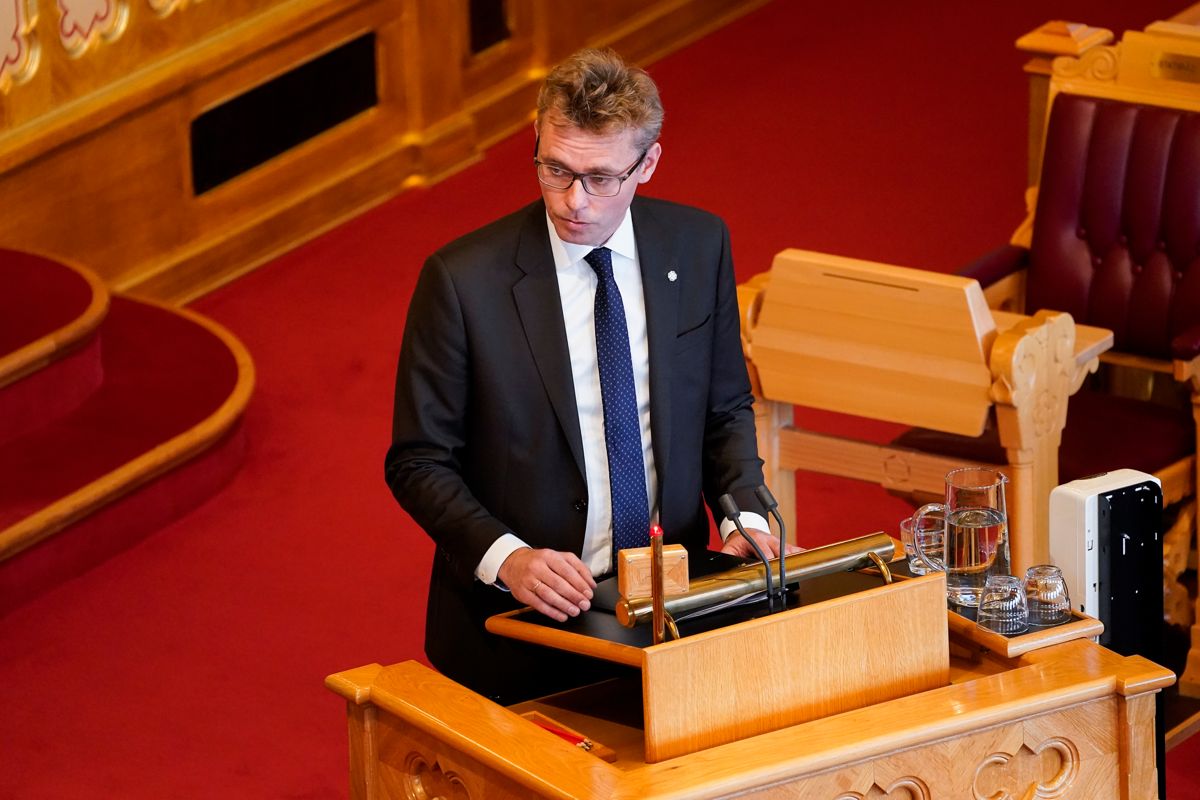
[327,634,1173,799]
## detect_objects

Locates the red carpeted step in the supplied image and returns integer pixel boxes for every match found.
[0,250,98,356]
[0,293,254,611]
[0,250,109,444]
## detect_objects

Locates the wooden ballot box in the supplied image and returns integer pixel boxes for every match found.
[326,568,1173,799]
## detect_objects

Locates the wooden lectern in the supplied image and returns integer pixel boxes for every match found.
[492,572,949,762]
[327,565,1174,798]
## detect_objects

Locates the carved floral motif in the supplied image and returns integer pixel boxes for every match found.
[989,310,1074,448]
[57,0,127,55]
[1,0,38,92]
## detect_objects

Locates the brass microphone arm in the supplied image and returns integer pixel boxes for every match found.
[614,532,895,628]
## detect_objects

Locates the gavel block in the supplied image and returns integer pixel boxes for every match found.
[617,544,689,599]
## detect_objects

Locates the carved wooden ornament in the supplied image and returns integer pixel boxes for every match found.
[1052,45,1120,83]
[1,0,38,92]
[835,776,931,799]
[57,0,127,55]
[973,738,1080,799]
[402,752,471,800]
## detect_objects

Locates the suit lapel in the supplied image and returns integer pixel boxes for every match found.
[632,199,680,496]
[512,204,588,478]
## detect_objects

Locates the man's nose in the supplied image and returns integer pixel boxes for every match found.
[564,180,589,210]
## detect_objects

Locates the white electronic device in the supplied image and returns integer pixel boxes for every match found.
[1048,468,1162,647]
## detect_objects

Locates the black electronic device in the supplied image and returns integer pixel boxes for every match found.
[1049,468,1165,797]
[1049,469,1163,653]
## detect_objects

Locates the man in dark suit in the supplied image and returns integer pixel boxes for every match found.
[385,48,780,702]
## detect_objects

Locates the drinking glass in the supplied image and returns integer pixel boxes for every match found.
[976,574,1028,635]
[1025,564,1072,626]
[900,511,944,576]
[913,466,1010,607]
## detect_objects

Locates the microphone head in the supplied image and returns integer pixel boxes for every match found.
[755,484,779,510]
[718,493,741,519]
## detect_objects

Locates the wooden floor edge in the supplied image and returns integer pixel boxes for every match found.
[1166,705,1200,750]
[609,0,774,69]
[0,299,256,563]
[0,257,110,389]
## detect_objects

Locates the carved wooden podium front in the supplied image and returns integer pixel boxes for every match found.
[327,568,1172,799]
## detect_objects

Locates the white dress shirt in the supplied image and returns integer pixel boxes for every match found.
[475,209,765,584]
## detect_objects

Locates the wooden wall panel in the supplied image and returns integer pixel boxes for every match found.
[0,0,770,302]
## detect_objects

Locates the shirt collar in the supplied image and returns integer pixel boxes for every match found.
[546,207,637,271]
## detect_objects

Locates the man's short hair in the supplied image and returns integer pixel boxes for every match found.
[536,48,664,151]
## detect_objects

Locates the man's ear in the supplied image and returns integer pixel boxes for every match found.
[637,142,662,184]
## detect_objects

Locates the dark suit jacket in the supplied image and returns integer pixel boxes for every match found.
[385,195,765,701]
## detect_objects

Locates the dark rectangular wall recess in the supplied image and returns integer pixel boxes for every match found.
[469,0,510,53]
[190,34,378,195]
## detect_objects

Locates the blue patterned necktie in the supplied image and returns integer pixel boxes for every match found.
[584,247,650,556]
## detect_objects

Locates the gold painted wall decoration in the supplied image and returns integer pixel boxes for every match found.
[56,0,126,55]
[1,0,38,92]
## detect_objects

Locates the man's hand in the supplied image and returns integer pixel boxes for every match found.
[499,547,596,622]
[719,528,802,559]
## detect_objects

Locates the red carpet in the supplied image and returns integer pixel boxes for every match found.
[1,1,1197,796]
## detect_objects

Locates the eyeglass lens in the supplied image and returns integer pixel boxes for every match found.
[536,165,623,196]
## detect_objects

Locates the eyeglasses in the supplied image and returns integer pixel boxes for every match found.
[534,146,648,197]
